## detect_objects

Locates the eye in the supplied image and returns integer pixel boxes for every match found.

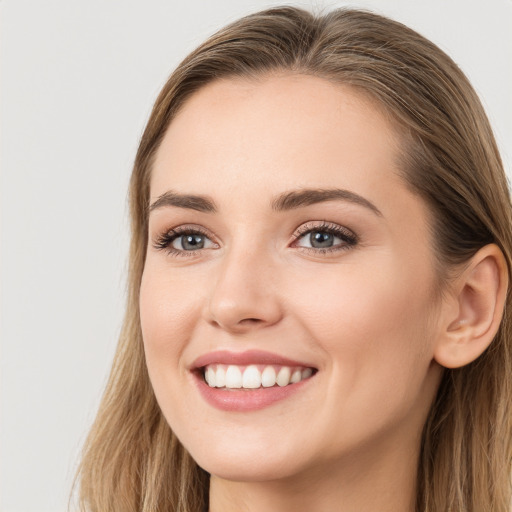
[292,222,357,253]
[153,226,218,256]
[172,233,214,251]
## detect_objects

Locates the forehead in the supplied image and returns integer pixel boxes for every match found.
[150,74,405,212]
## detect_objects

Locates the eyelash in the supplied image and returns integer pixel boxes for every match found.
[152,222,358,258]
[291,222,358,254]
[153,225,215,258]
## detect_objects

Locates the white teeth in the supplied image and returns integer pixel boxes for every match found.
[242,365,261,388]
[302,368,313,380]
[206,366,216,387]
[225,365,242,388]
[215,366,226,388]
[290,369,302,384]
[261,366,277,387]
[204,364,314,389]
[276,366,292,387]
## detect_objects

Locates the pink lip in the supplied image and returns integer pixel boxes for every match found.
[190,350,317,412]
[191,349,315,370]
[194,377,312,412]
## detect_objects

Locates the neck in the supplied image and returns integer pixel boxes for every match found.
[208,429,420,512]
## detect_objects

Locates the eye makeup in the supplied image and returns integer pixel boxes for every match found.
[290,221,358,255]
[152,224,218,257]
[151,219,358,258]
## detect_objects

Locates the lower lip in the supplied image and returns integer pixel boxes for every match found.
[193,372,313,412]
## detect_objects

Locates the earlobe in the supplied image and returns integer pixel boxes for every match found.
[434,244,508,369]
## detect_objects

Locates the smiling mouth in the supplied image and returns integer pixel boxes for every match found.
[191,351,318,411]
[202,364,315,389]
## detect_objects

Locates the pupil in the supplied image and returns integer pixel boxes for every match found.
[182,234,204,250]
[310,231,334,248]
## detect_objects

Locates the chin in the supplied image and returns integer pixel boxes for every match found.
[184,433,312,483]
[198,455,302,483]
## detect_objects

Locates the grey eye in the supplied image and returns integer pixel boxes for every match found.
[296,230,345,249]
[309,231,335,248]
[172,234,213,251]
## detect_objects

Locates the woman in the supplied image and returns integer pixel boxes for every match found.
[75,6,512,511]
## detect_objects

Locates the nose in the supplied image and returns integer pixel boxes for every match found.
[206,245,284,334]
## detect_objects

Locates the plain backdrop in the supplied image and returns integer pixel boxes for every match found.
[1,1,511,511]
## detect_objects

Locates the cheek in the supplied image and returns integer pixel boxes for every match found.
[139,262,209,436]
[290,256,434,344]
[139,263,202,374]
[287,256,437,415]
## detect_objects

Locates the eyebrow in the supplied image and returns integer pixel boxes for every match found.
[149,191,217,213]
[149,188,382,216]
[271,188,382,216]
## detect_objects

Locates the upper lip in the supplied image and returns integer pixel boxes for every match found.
[190,349,317,370]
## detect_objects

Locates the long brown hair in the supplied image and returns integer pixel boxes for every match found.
[74,7,512,511]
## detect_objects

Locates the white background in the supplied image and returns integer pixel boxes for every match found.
[1,1,511,511]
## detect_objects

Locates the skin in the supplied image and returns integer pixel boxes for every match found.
[139,74,483,511]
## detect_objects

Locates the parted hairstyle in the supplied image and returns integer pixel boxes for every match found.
[74,6,512,512]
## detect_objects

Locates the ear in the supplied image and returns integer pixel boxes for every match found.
[434,244,509,369]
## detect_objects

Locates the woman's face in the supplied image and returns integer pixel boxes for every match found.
[140,75,444,481]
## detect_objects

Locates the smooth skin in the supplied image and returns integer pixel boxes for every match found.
[140,74,507,512]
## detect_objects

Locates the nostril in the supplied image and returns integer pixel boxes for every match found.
[210,317,261,328]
